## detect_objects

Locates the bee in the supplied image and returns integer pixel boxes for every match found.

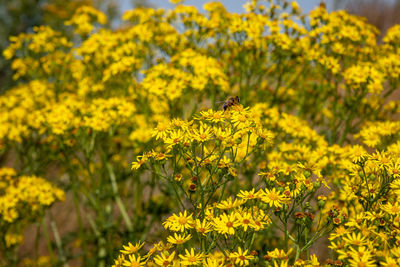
[217,96,240,111]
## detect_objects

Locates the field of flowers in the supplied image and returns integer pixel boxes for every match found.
[1,0,400,266]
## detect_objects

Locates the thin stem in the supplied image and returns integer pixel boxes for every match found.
[106,163,133,231]
[41,217,55,264]
[49,214,69,267]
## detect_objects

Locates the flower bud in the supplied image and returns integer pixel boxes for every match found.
[189,183,196,192]
[263,255,272,261]
[317,199,325,209]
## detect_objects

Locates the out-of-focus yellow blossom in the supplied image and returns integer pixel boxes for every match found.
[0,168,65,248]
[65,6,107,35]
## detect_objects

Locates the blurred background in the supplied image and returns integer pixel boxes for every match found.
[0,0,399,92]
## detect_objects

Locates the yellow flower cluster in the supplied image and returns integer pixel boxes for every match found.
[344,64,384,95]
[4,26,72,80]
[0,82,141,144]
[0,168,65,247]
[132,106,274,172]
[325,149,400,266]
[65,5,107,35]
[141,49,229,105]
[123,101,400,266]
[113,188,285,266]
[356,121,400,148]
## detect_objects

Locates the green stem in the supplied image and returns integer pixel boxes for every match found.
[106,163,133,231]
[86,212,106,267]
[295,244,301,261]
[41,217,55,264]
[49,214,69,267]
[284,218,288,250]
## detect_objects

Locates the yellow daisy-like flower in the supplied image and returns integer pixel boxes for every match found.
[120,241,145,254]
[163,129,185,148]
[163,210,194,232]
[213,213,240,235]
[267,248,293,260]
[167,233,192,245]
[273,260,289,267]
[213,126,231,141]
[154,251,176,267]
[347,246,375,267]
[258,171,276,181]
[190,122,213,143]
[131,155,149,170]
[112,254,125,267]
[216,197,244,210]
[342,232,367,247]
[346,144,368,163]
[207,110,225,123]
[236,212,256,232]
[381,202,400,215]
[194,219,212,236]
[309,254,320,266]
[202,257,224,267]
[122,254,145,267]
[236,188,259,201]
[145,241,172,259]
[329,225,350,240]
[229,247,254,266]
[380,257,399,267]
[231,109,251,128]
[179,248,205,266]
[260,188,287,208]
[152,120,171,140]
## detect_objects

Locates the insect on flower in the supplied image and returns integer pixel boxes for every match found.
[217,96,240,111]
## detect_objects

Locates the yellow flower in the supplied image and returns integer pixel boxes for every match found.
[260,188,287,208]
[163,130,185,148]
[120,241,145,254]
[342,232,367,247]
[309,254,319,266]
[236,189,259,201]
[154,251,176,266]
[194,219,212,236]
[213,127,231,141]
[213,213,240,235]
[202,257,224,267]
[179,248,204,266]
[216,197,244,210]
[190,122,213,142]
[329,225,349,240]
[229,247,254,266]
[131,154,149,170]
[267,248,293,260]
[236,212,256,232]
[153,120,171,140]
[112,254,125,267]
[380,257,399,267]
[200,110,225,123]
[145,241,170,259]
[163,211,194,232]
[122,254,145,267]
[381,202,400,215]
[167,233,192,245]
[347,246,375,267]
[346,145,368,163]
